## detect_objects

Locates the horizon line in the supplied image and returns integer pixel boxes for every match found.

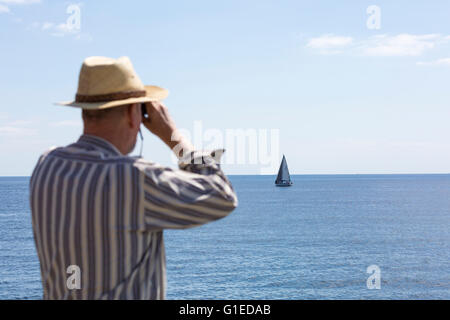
[1,173,449,178]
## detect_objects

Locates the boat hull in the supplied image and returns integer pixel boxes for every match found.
[275,182,293,187]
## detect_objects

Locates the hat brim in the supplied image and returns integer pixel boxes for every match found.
[55,85,169,110]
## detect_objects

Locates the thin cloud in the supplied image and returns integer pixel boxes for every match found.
[0,0,40,13]
[306,33,450,57]
[307,34,353,49]
[0,118,39,137]
[0,126,37,137]
[361,34,443,57]
[41,22,54,30]
[0,4,9,13]
[6,120,33,126]
[0,112,8,120]
[416,58,450,67]
[50,22,80,37]
[51,120,82,127]
[21,3,90,40]
[0,0,41,3]
[32,21,80,37]
[306,34,353,55]
[31,20,92,40]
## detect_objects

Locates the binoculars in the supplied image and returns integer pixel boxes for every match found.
[141,103,148,120]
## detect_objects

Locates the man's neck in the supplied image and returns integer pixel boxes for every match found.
[83,129,128,155]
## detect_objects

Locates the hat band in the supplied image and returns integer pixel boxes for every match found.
[75,90,146,103]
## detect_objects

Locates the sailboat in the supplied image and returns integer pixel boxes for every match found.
[275,155,293,187]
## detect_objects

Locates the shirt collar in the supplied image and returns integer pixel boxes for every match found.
[77,134,123,156]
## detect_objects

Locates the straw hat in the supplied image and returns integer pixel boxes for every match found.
[57,56,168,110]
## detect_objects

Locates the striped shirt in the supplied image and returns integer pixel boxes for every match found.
[29,134,238,300]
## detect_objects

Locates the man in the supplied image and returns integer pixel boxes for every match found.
[29,56,238,300]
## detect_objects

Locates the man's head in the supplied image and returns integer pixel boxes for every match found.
[82,103,142,155]
[55,56,170,154]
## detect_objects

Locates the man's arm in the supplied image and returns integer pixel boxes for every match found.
[136,150,237,230]
[137,101,238,230]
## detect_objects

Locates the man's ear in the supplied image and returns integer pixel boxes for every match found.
[126,103,140,129]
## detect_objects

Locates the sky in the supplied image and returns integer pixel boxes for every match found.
[0,0,449,175]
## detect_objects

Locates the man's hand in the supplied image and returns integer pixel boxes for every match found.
[142,101,193,157]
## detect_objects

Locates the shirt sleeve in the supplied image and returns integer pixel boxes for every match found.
[138,149,238,231]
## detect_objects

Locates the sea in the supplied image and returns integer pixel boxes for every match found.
[0,175,449,300]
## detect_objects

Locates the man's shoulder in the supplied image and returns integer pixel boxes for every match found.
[33,143,175,178]
[42,142,132,163]
[132,157,174,174]
[34,145,60,165]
